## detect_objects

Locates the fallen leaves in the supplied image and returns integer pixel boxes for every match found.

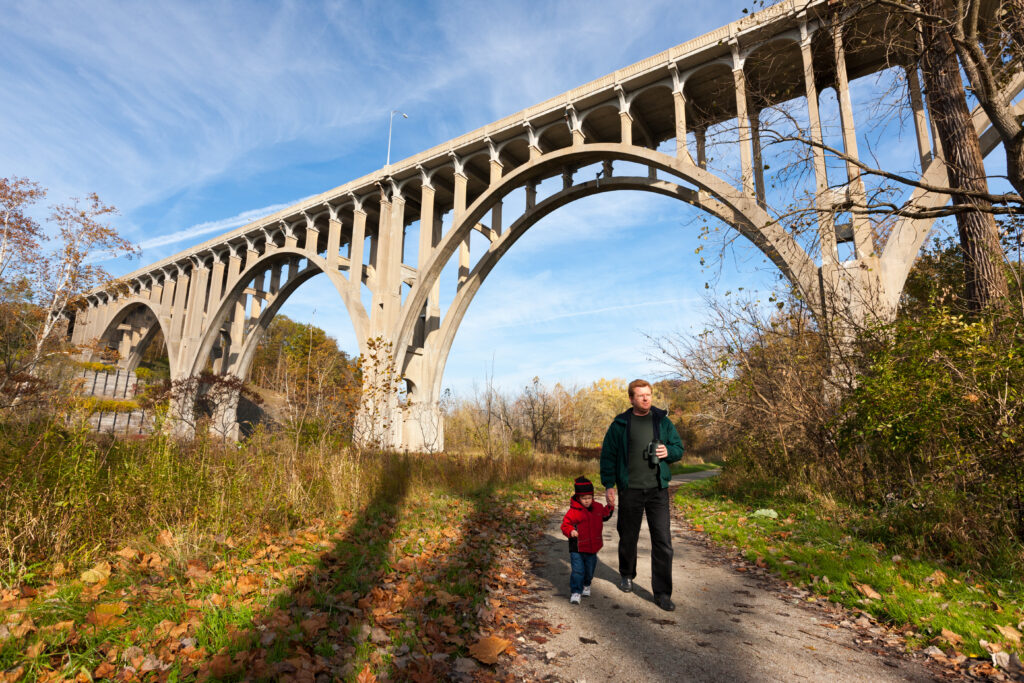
[87,601,129,628]
[853,582,881,600]
[938,627,964,646]
[468,635,512,664]
[1,484,573,683]
[994,623,1022,645]
[79,560,111,584]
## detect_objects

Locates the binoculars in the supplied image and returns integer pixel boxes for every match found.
[643,439,663,468]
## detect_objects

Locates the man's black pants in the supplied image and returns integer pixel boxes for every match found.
[617,486,673,597]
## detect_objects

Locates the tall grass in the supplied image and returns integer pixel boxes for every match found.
[0,416,582,584]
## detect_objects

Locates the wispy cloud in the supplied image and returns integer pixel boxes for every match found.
[137,201,303,251]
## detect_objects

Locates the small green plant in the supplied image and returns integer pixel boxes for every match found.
[76,361,115,373]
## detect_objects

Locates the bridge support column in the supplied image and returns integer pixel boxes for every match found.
[349,207,367,291]
[800,21,838,270]
[832,23,874,260]
[731,54,755,196]
[209,386,241,441]
[401,399,443,453]
[672,89,692,163]
[619,110,633,146]
[906,66,933,168]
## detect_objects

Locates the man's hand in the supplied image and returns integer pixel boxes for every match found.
[605,487,616,506]
[570,530,579,537]
[656,444,668,460]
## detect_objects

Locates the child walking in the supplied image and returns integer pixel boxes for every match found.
[560,476,614,604]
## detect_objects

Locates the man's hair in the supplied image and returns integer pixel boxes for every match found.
[628,379,652,399]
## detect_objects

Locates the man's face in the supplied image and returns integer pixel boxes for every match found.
[630,386,652,414]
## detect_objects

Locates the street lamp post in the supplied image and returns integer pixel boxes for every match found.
[386,109,408,167]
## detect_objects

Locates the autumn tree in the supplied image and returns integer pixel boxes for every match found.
[0,177,138,409]
[249,315,360,440]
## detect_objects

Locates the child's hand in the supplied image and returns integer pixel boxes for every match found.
[570,530,579,537]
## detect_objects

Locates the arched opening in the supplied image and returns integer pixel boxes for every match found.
[391,144,822,455]
[186,247,366,439]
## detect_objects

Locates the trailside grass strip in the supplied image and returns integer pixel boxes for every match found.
[674,479,1024,660]
[0,476,572,682]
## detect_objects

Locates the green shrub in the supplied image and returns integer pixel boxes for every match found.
[74,396,140,414]
[77,361,115,373]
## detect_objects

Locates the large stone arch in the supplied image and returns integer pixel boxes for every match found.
[396,144,820,365]
[96,298,178,375]
[229,262,329,384]
[421,176,773,403]
[186,248,370,379]
[394,144,823,424]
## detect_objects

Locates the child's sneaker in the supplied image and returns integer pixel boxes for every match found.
[581,586,591,597]
[569,593,581,605]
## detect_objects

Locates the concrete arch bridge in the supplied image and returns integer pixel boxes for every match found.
[72,0,1021,449]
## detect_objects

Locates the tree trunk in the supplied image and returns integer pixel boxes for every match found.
[920,3,1009,311]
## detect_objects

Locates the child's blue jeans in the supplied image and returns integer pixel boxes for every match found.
[569,551,597,594]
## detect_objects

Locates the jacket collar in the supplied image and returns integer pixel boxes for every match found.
[614,405,666,424]
[570,495,594,511]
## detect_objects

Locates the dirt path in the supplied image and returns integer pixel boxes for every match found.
[509,472,943,682]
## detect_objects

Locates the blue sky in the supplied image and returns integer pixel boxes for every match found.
[2,1,966,395]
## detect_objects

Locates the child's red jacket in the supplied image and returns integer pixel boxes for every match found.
[560,495,614,553]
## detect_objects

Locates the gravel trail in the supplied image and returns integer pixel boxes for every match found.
[510,471,943,682]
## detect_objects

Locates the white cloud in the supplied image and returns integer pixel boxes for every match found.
[136,201,302,251]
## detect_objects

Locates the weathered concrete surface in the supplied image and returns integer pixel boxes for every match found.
[510,473,941,682]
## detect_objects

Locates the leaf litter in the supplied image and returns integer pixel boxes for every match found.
[0,483,569,681]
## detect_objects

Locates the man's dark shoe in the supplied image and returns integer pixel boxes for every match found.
[655,594,676,611]
[617,577,633,593]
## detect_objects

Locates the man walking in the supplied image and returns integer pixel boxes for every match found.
[600,379,684,611]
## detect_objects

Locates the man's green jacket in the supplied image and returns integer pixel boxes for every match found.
[600,406,684,490]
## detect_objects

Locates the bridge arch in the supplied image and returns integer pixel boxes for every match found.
[394,143,822,414]
[96,298,178,375]
[186,247,370,379]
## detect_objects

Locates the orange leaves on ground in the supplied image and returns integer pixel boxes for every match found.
[232,573,261,596]
[0,666,24,683]
[86,601,128,627]
[853,582,881,600]
[156,529,175,547]
[93,661,117,679]
[939,627,964,646]
[185,559,211,581]
[355,665,378,683]
[926,569,947,586]
[208,653,240,679]
[300,612,329,638]
[80,560,111,584]
[468,635,512,664]
[995,623,1022,644]
[115,547,139,561]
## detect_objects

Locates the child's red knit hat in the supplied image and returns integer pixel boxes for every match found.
[574,476,594,495]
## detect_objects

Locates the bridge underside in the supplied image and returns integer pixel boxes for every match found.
[72,0,1020,449]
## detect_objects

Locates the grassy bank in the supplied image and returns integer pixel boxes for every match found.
[674,478,1024,660]
[0,418,585,681]
[1,475,572,681]
[0,418,581,584]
